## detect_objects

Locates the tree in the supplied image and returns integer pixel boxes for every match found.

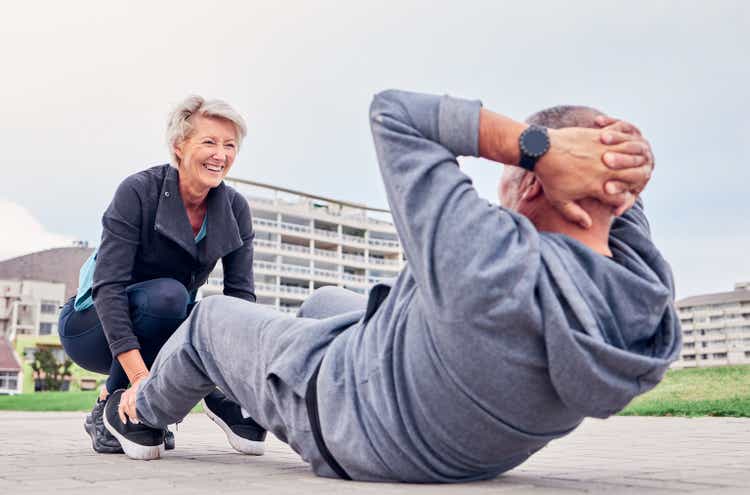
[30,348,72,391]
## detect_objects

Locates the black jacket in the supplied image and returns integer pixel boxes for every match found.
[92,164,255,357]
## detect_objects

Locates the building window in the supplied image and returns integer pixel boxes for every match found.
[39,322,54,335]
[0,371,18,391]
[712,353,727,359]
[40,301,59,314]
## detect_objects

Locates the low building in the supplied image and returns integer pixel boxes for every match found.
[0,246,102,393]
[0,336,22,395]
[0,246,94,300]
[674,282,750,368]
[0,279,66,340]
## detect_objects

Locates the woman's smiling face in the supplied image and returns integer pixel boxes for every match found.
[175,115,238,191]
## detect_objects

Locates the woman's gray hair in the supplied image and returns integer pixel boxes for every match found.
[166,95,247,167]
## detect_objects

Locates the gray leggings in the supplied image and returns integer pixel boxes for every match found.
[135,287,366,478]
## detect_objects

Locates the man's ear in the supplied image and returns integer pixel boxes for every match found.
[520,174,543,201]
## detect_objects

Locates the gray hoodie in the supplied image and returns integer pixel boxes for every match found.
[302,90,681,482]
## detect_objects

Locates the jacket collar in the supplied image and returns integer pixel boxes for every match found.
[155,165,243,262]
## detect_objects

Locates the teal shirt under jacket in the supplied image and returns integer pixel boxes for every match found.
[74,215,208,311]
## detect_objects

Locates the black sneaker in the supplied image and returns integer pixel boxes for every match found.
[202,390,266,455]
[164,428,175,450]
[84,397,124,454]
[103,389,165,460]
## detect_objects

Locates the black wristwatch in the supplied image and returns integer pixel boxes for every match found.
[518,124,550,171]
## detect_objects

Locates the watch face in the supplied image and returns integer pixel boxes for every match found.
[522,128,549,157]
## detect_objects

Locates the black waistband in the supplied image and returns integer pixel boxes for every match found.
[305,361,352,481]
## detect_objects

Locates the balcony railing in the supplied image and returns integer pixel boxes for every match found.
[255,283,278,293]
[252,218,278,228]
[314,228,340,239]
[342,253,366,263]
[313,268,339,279]
[254,239,277,249]
[280,222,311,234]
[313,248,338,258]
[279,264,312,276]
[278,285,311,296]
[368,257,400,266]
[280,243,310,254]
[368,238,400,248]
[341,273,366,283]
[342,234,367,245]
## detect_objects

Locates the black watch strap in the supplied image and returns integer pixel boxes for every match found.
[518,125,550,172]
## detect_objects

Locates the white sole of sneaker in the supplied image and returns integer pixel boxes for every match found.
[201,399,265,455]
[103,412,165,461]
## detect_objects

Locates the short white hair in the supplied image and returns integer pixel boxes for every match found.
[166,95,247,167]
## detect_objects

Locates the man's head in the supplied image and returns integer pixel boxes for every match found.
[498,105,616,254]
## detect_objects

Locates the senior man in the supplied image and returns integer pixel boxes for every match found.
[103,90,680,483]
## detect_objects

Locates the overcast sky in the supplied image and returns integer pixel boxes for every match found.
[0,0,747,299]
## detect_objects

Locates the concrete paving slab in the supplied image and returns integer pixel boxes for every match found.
[1,412,748,494]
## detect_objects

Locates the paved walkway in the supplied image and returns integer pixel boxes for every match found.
[1,412,748,494]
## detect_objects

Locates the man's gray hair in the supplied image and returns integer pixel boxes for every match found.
[526,104,604,130]
[166,95,248,167]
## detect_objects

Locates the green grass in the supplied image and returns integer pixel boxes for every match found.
[2,365,749,417]
[0,390,204,413]
[620,364,750,417]
[0,391,99,411]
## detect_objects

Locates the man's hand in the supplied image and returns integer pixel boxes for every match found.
[596,115,655,216]
[535,123,653,228]
[118,375,147,424]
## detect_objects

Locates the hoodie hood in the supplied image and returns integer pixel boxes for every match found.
[538,231,682,418]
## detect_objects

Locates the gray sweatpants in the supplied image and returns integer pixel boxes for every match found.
[135,287,366,478]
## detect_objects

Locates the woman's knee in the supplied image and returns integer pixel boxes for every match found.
[128,278,190,321]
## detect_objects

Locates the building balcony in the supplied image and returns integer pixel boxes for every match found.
[252,218,278,229]
[313,248,338,259]
[313,228,340,240]
[254,238,277,249]
[280,243,310,255]
[341,273,366,284]
[279,221,311,235]
[368,238,400,249]
[313,268,340,281]
[342,253,366,264]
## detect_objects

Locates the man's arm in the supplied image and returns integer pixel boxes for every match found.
[369,90,652,325]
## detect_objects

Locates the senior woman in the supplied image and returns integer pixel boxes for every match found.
[57,96,265,455]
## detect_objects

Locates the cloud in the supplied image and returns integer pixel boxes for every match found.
[0,200,74,261]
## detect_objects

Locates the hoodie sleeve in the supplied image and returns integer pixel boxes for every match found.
[369,90,540,325]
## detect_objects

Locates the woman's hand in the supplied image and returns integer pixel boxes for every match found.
[535,123,653,228]
[118,375,148,424]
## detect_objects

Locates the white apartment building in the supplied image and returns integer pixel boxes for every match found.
[0,279,66,341]
[201,178,405,313]
[674,282,750,368]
